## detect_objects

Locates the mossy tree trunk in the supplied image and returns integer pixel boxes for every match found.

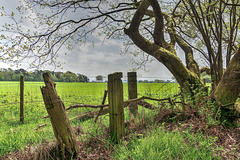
[124,0,204,96]
[125,0,240,119]
[41,72,79,159]
[214,48,240,116]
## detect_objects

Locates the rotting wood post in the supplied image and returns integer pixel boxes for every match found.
[127,72,138,115]
[40,72,79,159]
[108,72,125,143]
[20,76,24,123]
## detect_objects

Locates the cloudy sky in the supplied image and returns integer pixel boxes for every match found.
[0,1,176,81]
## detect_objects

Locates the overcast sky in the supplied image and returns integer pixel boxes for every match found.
[0,1,177,81]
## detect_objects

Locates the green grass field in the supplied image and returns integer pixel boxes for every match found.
[0,81,179,156]
[0,81,222,159]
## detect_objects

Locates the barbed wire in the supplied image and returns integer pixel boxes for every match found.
[0,98,102,124]
[0,107,98,127]
[0,114,45,123]
[0,98,103,110]
[0,117,49,128]
[0,100,45,110]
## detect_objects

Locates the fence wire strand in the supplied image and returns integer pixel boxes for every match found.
[0,79,179,128]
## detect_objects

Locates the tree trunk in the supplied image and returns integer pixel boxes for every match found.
[214,48,240,119]
[124,0,240,120]
[124,0,204,96]
[175,35,200,77]
[41,72,79,159]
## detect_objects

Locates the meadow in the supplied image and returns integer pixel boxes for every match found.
[0,81,180,156]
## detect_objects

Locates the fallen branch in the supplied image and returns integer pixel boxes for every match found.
[67,96,170,110]
[44,96,170,118]
[43,103,108,118]
[70,107,109,121]
[66,104,108,110]
[94,90,108,123]
[125,96,170,103]
[136,100,157,110]
[39,100,161,130]
[70,100,162,122]
[168,97,175,105]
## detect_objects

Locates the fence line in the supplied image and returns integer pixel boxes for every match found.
[0,97,169,124]
[0,71,186,160]
[0,100,98,109]
[0,115,44,124]
[0,74,180,128]
[0,96,180,123]
[0,99,107,125]
[1,117,48,128]
[0,107,99,126]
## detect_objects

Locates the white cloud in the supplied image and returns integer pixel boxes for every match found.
[0,0,174,81]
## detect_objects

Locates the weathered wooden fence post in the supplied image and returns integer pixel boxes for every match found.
[40,72,79,159]
[108,72,125,143]
[20,76,24,123]
[128,72,138,115]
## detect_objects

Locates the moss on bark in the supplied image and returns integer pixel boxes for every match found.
[214,48,240,109]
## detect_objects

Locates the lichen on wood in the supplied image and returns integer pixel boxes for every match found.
[41,72,79,159]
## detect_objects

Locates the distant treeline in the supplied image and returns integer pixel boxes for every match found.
[0,68,89,82]
[138,79,174,83]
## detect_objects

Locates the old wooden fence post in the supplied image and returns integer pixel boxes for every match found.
[128,72,138,115]
[108,72,125,143]
[40,72,79,159]
[20,76,24,123]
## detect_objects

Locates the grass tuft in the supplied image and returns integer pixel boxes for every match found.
[114,126,220,160]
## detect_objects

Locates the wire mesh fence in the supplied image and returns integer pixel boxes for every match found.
[0,80,179,126]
